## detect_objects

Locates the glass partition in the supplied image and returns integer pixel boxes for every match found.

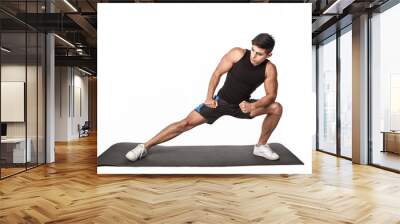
[339,26,352,158]
[0,1,46,179]
[371,3,400,171]
[317,35,337,155]
[1,31,28,177]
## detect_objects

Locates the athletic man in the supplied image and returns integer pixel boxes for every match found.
[126,33,283,162]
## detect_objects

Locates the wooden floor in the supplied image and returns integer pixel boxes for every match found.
[1,134,400,224]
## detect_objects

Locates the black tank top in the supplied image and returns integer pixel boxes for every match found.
[217,49,268,104]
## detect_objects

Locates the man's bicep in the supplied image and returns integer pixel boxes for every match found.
[264,64,278,98]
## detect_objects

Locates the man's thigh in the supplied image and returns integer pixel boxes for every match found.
[249,101,280,118]
[248,106,268,118]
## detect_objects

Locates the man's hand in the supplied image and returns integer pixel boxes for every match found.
[204,98,218,108]
[239,101,255,113]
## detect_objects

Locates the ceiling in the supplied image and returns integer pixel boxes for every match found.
[0,0,391,75]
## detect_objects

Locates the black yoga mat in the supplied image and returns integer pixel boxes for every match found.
[97,142,303,167]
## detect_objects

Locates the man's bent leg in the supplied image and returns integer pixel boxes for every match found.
[249,102,283,145]
[144,110,207,149]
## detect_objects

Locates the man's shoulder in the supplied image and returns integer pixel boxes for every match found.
[228,47,246,63]
[266,61,276,69]
[265,61,276,78]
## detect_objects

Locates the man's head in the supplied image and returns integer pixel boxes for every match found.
[250,33,275,66]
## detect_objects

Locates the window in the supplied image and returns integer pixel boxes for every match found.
[339,27,352,158]
[317,35,337,154]
[370,2,400,171]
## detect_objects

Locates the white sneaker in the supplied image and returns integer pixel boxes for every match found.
[125,144,148,162]
[253,144,279,160]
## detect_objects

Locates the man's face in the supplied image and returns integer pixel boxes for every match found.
[250,45,272,66]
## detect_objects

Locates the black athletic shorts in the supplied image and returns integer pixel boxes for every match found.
[194,95,258,124]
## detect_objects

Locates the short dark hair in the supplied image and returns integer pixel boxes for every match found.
[252,33,275,52]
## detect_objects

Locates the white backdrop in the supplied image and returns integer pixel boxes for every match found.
[98,3,313,174]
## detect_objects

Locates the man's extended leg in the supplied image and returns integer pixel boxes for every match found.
[249,102,283,145]
[126,110,207,161]
[144,110,207,150]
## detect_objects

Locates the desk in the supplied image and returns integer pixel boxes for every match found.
[1,138,32,163]
[381,131,400,154]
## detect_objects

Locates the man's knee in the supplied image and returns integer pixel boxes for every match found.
[177,119,196,132]
[269,102,283,116]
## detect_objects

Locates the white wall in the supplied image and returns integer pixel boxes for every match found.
[55,66,89,141]
[55,66,69,141]
[72,72,89,137]
[98,3,312,174]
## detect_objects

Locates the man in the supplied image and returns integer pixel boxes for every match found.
[126,33,283,162]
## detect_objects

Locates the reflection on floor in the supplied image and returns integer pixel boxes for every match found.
[0,167,25,177]
[0,162,40,178]
[373,150,400,171]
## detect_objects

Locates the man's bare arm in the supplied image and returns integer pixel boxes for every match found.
[206,47,244,100]
[251,62,278,109]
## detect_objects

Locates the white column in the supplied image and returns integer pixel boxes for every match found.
[46,0,55,163]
